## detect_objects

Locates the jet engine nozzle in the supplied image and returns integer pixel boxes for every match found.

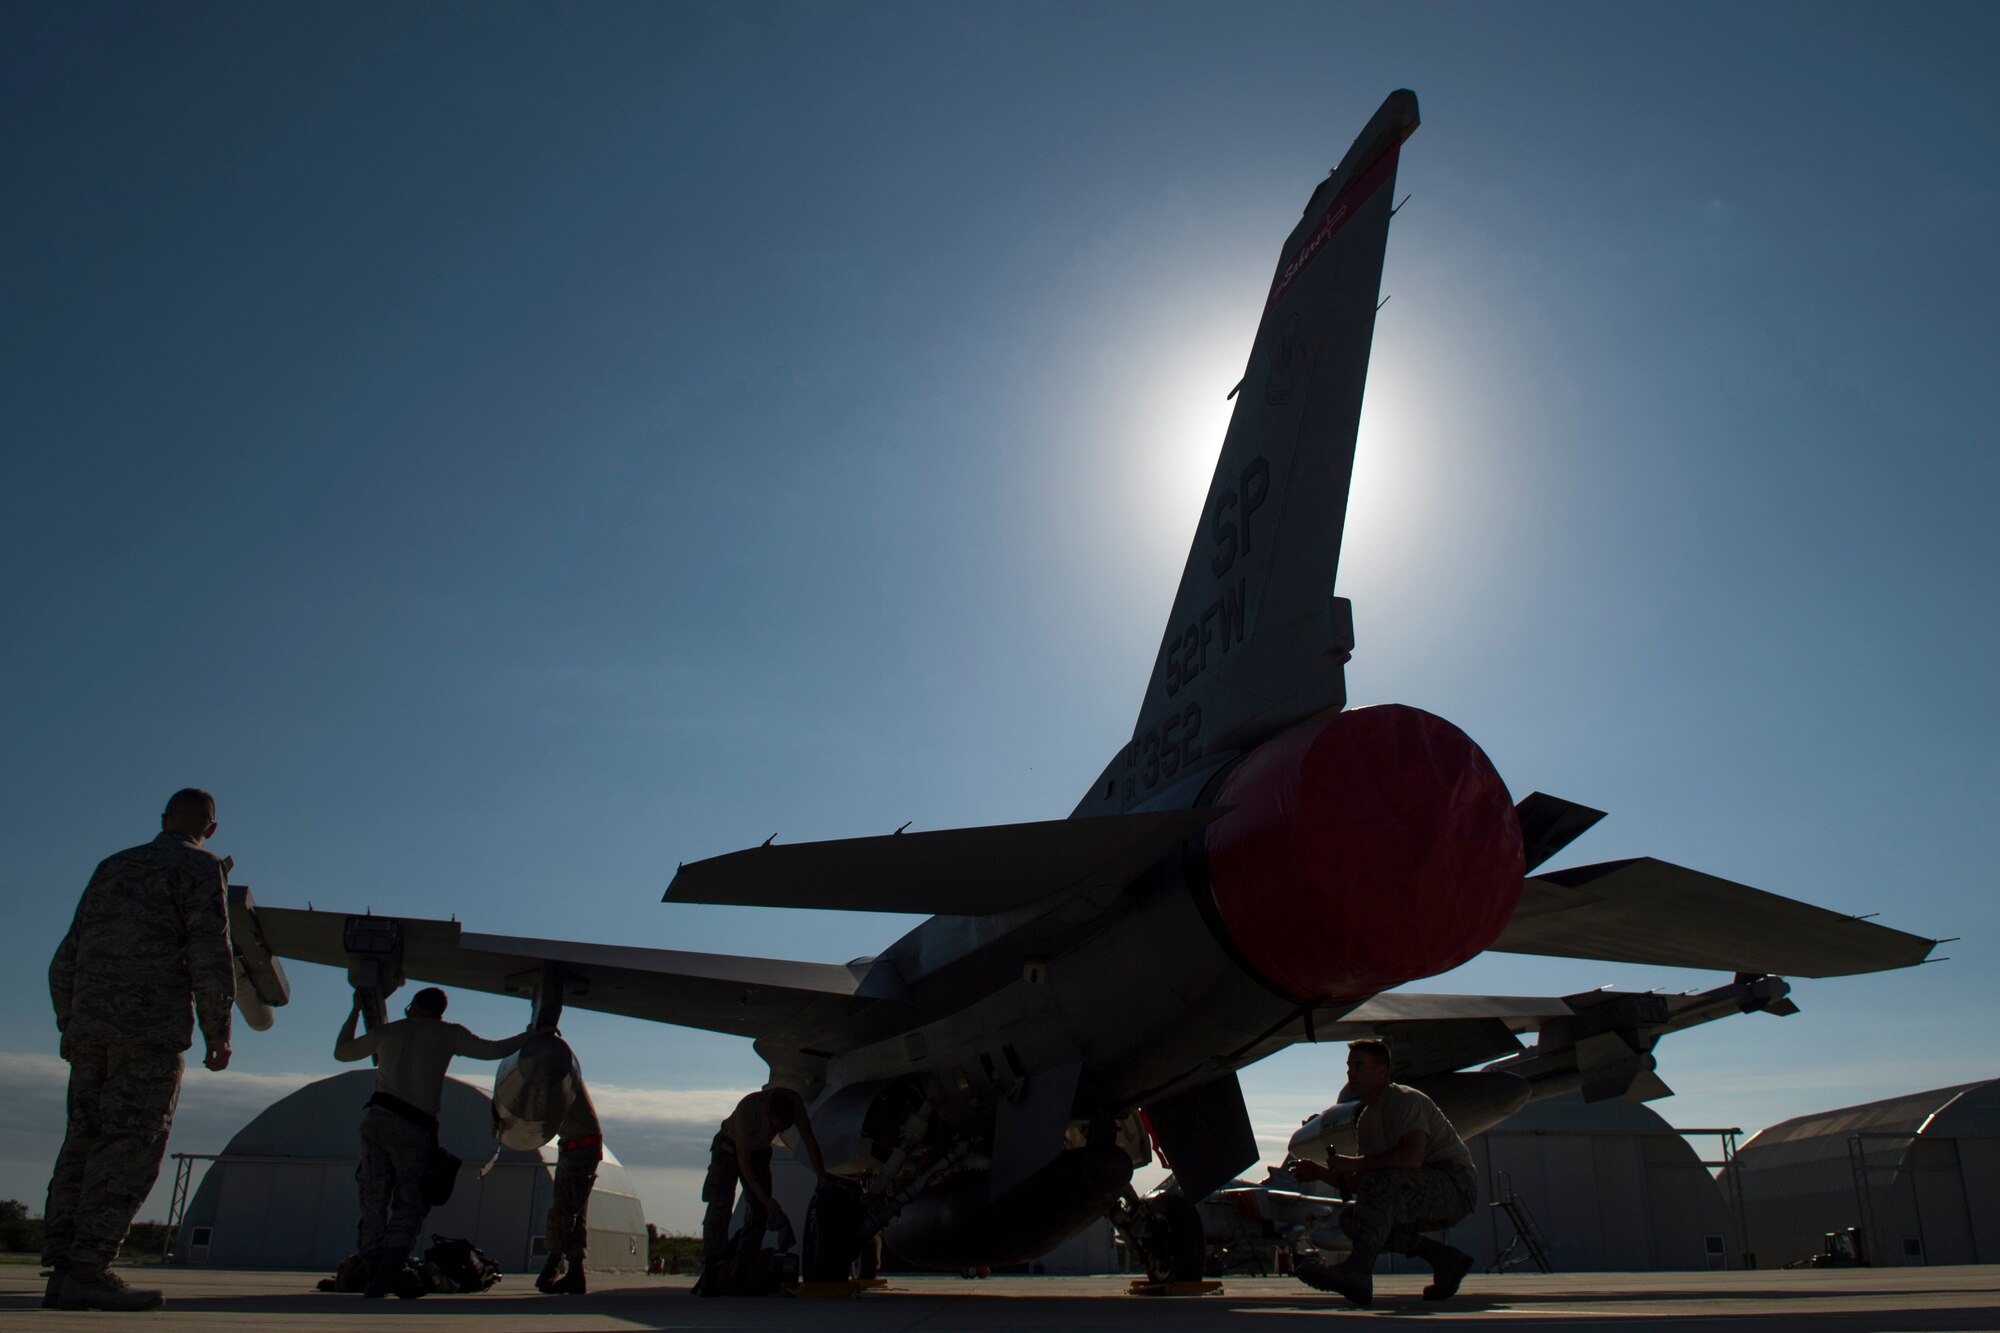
[1204,704,1523,1003]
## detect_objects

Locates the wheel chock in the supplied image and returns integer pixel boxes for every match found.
[786,1278,887,1298]
[1127,1278,1224,1296]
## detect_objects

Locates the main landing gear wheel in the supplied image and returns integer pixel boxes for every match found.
[1130,1191,1205,1283]
[802,1181,865,1284]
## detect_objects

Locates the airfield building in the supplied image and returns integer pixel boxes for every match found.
[1394,1094,1741,1274]
[1733,1078,2000,1268]
[169,1069,648,1273]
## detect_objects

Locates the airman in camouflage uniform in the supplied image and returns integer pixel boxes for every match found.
[1288,1040,1477,1308]
[44,788,235,1312]
[536,1081,603,1295]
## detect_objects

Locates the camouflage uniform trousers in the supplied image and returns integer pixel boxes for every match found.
[1340,1160,1478,1257]
[42,1044,184,1269]
[356,1106,433,1258]
[545,1141,603,1260]
[700,1134,772,1266]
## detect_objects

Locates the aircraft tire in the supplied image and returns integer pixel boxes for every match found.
[1138,1192,1205,1283]
[802,1181,863,1284]
[856,1233,882,1281]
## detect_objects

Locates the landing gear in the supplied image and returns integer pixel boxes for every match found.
[802,1179,867,1283]
[1114,1189,1205,1283]
[856,1233,882,1281]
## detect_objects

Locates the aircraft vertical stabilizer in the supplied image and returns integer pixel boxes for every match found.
[1076,90,1419,815]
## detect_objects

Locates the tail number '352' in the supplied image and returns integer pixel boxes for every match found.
[1124,704,1204,798]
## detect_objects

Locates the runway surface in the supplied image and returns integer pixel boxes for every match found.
[4,1266,1998,1329]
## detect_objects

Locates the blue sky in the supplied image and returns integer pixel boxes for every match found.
[3,2,1994,1234]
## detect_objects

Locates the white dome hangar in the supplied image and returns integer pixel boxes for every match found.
[1734,1078,2000,1268]
[170,1069,648,1273]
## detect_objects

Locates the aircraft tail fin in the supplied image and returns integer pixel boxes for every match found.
[1078,90,1418,815]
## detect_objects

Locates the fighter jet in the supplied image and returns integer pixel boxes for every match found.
[236,88,1935,1282]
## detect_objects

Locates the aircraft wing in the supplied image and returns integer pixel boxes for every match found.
[256,906,891,1044]
[1312,975,1801,1100]
[665,808,1223,914]
[1493,857,1936,977]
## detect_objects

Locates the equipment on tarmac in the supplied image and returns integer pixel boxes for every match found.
[424,1234,503,1292]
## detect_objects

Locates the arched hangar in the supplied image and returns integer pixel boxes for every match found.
[169,1069,648,1273]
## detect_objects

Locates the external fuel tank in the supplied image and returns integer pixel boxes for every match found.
[491,1032,583,1150]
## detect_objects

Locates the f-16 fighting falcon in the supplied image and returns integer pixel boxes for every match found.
[238,89,1937,1287]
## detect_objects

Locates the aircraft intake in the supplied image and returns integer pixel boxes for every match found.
[1203,704,1523,1003]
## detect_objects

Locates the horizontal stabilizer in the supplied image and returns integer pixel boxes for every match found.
[258,906,880,1042]
[1495,857,1935,977]
[665,809,1224,915]
[1514,792,1606,872]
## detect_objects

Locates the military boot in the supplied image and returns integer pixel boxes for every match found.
[59,1266,166,1311]
[40,1264,67,1309]
[551,1259,587,1295]
[1293,1250,1373,1307]
[535,1254,563,1294]
[1409,1235,1473,1301]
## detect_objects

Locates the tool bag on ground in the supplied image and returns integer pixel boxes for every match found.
[696,1217,799,1296]
[424,1234,504,1292]
[314,1252,370,1292]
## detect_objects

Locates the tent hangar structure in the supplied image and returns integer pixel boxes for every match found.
[1405,1094,1742,1275]
[1734,1078,2000,1268]
[168,1069,648,1273]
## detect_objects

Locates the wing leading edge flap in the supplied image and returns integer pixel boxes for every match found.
[256,905,879,1042]
[665,808,1224,916]
[1495,857,1936,978]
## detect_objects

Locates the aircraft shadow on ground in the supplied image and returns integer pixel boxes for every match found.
[5,1281,2000,1330]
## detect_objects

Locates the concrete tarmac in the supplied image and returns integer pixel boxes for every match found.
[3,1266,1998,1330]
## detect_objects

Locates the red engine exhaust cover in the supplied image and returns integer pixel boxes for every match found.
[1205,704,1524,1003]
